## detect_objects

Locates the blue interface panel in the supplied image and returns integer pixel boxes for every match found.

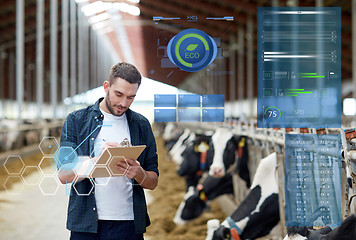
[202,109,225,122]
[178,109,201,122]
[257,8,341,128]
[154,94,177,107]
[154,109,176,122]
[285,134,341,227]
[202,94,224,107]
[178,94,201,107]
[154,94,224,122]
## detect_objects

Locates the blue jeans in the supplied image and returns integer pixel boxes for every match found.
[70,220,144,240]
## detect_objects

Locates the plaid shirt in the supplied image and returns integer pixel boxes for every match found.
[60,97,159,234]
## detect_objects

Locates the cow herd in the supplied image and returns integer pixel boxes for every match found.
[161,123,356,240]
[0,118,61,153]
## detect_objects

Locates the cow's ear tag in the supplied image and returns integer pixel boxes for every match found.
[196,141,209,152]
[199,191,207,201]
[230,228,241,240]
[239,137,245,147]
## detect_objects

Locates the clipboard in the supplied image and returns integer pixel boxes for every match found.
[89,145,146,178]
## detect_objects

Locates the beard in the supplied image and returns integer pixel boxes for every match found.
[105,92,128,116]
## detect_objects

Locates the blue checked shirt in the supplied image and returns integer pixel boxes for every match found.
[60,97,159,234]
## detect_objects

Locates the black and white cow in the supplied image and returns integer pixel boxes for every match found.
[23,119,40,146]
[169,129,196,165]
[283,214,356,240]
[0,119,20,151]
[208,128,250,188]
[206,152,280,240]
[177,134,213,190]
[174,173,234,225]
[208,128,237,177]
[163,123,183,151]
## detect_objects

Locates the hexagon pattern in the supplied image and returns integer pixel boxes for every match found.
[4,134,147,196]
[4,155,25,175]
[38,175,60,195]
[39,137,59,155]
[38,156,57,175]
[3,176,25,194]
[95,150,112,165]
[72,178,95,196]
[54,146,79,171]
[108,156,127,176]
[89,166,111,185]
[21,166,42,185]
[132,167,147,186]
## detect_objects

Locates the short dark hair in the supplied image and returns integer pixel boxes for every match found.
[108,62,141,86]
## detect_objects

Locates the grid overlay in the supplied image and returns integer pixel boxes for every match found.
[154,94,224,122]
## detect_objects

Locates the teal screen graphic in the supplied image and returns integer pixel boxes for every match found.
[257,8,341,128]
[285,134,341,227]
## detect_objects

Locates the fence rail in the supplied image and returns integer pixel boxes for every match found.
[178,121,356,239]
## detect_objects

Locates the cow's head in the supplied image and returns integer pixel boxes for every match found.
[205,223,231,240]
[163,123,177,141]
[213,226,232,239]
[177,143,200,176]
[173,186,207,225]
[284,214,356,240]
[169,129,192,164]
[208,128,238,178]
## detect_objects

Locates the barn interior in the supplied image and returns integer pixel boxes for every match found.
[0,0,355,239]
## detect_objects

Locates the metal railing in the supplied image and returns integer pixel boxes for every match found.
[175,121,356,239]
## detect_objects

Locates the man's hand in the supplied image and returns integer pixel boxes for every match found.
[115,158,144,180]
[114,158,158,190]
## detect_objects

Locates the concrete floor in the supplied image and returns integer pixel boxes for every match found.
[0,167,154,240]
[0,169,70,240]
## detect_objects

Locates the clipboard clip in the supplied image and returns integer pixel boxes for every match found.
[120,138,132,147]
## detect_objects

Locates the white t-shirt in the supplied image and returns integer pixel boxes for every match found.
[93,109,134,220]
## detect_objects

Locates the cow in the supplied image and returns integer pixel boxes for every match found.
[163,122,183,151]
[169,129,196,165]
[208,127,250,188]
[206,152,280,240]
[177,134,213,190]
[0,119,20,151]
[22,119,40,146]
[283,214,356,240]
[174,173,234,225]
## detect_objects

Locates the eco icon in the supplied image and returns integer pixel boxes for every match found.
[167,28,217,72]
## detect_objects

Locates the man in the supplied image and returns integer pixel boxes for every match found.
[58,62,159,240]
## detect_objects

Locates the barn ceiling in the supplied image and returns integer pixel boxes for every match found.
[0,0,353,101]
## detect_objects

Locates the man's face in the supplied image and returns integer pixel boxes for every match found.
[104,77,139,116]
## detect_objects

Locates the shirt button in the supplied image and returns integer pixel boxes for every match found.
[93,207,96,211]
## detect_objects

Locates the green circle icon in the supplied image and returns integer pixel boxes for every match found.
[264,106,281,120]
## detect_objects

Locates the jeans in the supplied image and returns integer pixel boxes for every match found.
[70,220,144,240]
